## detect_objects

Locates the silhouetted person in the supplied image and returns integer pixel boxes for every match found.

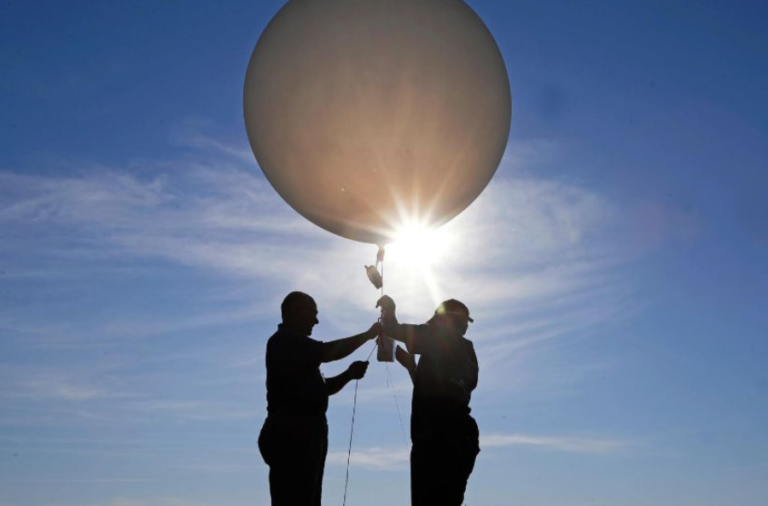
[378,295,480,506]
[259,291,379,506]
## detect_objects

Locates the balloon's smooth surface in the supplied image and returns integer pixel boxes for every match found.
[244,0,511,244]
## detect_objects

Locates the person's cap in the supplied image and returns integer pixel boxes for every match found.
[428,299,474,324]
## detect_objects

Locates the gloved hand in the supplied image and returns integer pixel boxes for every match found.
[347,361,369,380]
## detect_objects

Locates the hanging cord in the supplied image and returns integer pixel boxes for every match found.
[343,338,377,506]
[343,247,383,506]
[342,380,359,506]
[386,363,410,452]
[342,245,395,506]
[376,246,408,451]
[366,340,378,361]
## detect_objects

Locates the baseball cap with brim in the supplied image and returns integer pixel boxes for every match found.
[427,299,474,324]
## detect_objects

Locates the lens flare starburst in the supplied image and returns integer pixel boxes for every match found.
[386,221,455,305]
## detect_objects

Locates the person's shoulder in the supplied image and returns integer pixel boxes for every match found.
[302,335,324,347]
[269,328,322,345]
[266,327,300,353]
[266,327,284,344]
[265,329,282,356]
[460,336,476,353]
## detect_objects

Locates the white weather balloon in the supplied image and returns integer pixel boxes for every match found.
[244,0,511,245]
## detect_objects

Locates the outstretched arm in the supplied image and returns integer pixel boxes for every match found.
[320,323,379,363]
[377,296,432,353]
[382,321,426,345]
[325,361,369,396]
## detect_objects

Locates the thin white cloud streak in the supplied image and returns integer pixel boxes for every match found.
[328,432,630,471]
[0,361,135,403]
[0,478,154,483]
[46,498,238,506]
[168,118,256,165]
[0,356,264,427]
[172,132,255,165]
[481,433,630,454]
[0,432,259,464]
[14,378,103,401]
[327,446,409,471]
[0,304,262,350]
[118,399,261,421]
[0,392,262,426]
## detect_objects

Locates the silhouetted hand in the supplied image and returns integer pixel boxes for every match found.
[366,322,382,340]
[348,361,369,380]
[376,295,397,321]
[376,295,396,311]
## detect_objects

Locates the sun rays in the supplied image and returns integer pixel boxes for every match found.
[386,221,457,305]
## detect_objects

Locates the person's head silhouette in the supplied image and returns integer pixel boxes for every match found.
[281,291,319,336]
[427,299,473,336]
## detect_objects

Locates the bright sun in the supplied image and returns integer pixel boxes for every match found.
[387,221,454,269]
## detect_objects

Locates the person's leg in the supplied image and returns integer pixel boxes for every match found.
[452,417,481,505]
[259,416,321,506]
[443,440,480,506]
[412,438,457,506]
[410,434,480,506]
[410,440,430,506]
[312,422,328,506]
[259,418,287,506]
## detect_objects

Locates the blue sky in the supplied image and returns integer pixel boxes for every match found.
[1,1,767,505]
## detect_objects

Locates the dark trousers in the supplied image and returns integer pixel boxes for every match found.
[259,413,328,506]
[411,423,480,506]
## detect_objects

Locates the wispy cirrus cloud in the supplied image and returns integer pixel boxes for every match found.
[328,431,631,471]
[12,376,105,401]
[45,497,238,506]
[327,446,409,471]
[1,132,621,285]
[0,478,154,484]
[481,432,631,454]
[0,359,135,403]
[0,133,635,438]
[1,136,630,349]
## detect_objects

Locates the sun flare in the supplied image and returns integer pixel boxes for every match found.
[387,221,454,269]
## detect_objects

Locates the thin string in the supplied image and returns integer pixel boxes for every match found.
[379,248,409,451]
[342,380,359,506]
[342,246,388,506]
[342,339,377,506]
[379,247,385,357]
[386,363,410,452]
[365,340,378,361]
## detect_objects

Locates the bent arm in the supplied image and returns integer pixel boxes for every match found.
[382,319,431,354]
[325,370,353,396]
[377,297,432,355]
[382,317,404,343]
[395,345,416,383]
[382,318,422,344]
[465,347,479,391]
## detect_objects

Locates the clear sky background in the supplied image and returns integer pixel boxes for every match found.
[1,1,767,506]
